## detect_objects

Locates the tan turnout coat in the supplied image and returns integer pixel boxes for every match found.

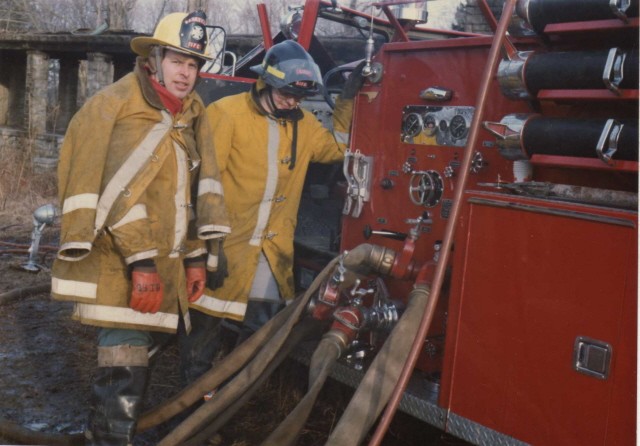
[193,84,353,321]
[51,59,230,333]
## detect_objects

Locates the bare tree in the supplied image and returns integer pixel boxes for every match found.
[105,0,138,31]
[187,0,206,11]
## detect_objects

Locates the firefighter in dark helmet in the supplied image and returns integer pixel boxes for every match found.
[51,10,229,445]
[182,40,365,381]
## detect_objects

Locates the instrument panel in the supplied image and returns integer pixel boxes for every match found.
[401,105,475,147]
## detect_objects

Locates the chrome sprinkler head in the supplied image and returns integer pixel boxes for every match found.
[33,203,59,226]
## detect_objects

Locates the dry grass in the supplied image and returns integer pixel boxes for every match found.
[0,137,57,232]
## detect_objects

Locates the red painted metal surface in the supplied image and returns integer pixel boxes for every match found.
[530,154,639,173]
[297,0,321,50]
[537,89,639,101]
[342,40,527,260]
[336,5,637,444]
[545,17,640,34]
[440,191,637,445]
[256,3,272,50]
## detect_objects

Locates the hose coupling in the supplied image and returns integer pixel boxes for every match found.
[331,306,365,343]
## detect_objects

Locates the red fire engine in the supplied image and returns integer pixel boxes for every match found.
[192,0,639,444]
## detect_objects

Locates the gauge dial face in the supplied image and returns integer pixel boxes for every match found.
[402,112,424,138]
[439,120,448,132]
[450,114,468,140]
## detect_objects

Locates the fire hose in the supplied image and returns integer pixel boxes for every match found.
[0,419,83,446]
[150,256,341,445]
[3,242,430,445]
[144,242,408,445]
[181,319,328,446]
[263,262,432,446]
[0,284,51,306]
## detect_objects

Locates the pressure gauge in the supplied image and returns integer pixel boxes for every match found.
[450,114,468,140]
[402,112,424,138]
[439,120,448,132]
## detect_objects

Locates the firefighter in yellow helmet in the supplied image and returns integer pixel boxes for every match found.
[184,40,365,369]
[51,10,229,445]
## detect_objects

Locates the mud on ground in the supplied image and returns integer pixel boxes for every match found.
[0,224,468,446]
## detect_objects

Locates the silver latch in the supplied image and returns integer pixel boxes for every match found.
[602,47,626,94]
[342,149,373,218]
[596,119,623,165]
[610,0,631,22]
[574,336,612,380]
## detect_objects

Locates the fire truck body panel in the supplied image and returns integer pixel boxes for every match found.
[196,1,638,444]
[441,192,637,444]
[337,2,637,444]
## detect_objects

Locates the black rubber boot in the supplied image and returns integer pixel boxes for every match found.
[178,309,224,386]
[86,366,148,446]
[236,300,284,346]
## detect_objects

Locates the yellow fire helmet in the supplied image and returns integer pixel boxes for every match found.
[131,10,212,61]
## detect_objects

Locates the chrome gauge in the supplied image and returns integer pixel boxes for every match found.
[450,114,468,140]
[402,112,424,139]
[409,170,444,207]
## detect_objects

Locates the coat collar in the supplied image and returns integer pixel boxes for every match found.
[135,57,164,110]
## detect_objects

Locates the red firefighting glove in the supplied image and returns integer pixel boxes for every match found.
[130,268,164,314]
[186,265,206,302]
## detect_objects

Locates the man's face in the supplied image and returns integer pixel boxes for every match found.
[160,49,201,99]
[271,88,304,110]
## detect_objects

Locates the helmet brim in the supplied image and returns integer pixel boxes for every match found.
[249,64,264,76]
[131,36,213,61]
